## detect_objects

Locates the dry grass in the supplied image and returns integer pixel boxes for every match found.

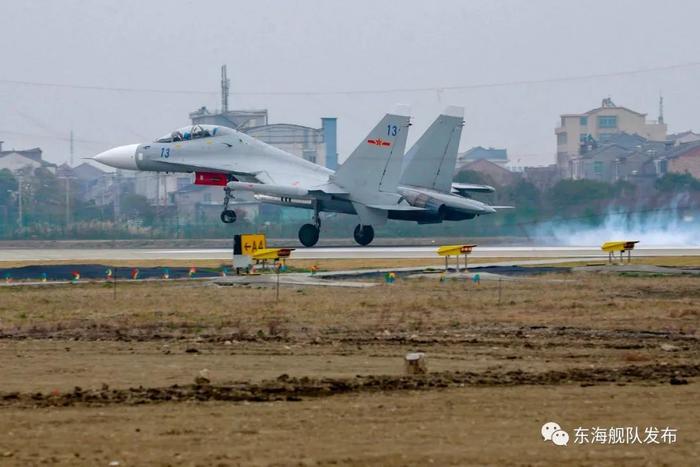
[0,257,525,271]
[1,273,698,337]
[531,255,700,268]
[0,259,231,269]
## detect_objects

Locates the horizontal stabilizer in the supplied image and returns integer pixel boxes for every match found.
[451,182,496,194]
[366,204,426,211]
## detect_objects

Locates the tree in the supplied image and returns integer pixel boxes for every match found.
[503,179,540,210]
[0,169,18,234]
[0,169,18,206]
[547,179,615,211]
[655,173,700,192]
[121,194,155,224]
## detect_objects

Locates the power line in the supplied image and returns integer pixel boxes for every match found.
[0,129,118,146]
[1,61,699,97]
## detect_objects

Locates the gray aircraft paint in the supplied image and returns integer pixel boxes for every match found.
[400,107,464,193]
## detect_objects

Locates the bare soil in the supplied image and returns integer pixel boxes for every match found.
[0,272,698,465]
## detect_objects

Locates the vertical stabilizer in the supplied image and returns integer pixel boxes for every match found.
[333,108,411,194]
[400,106,464,193]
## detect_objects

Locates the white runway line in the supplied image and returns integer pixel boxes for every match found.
[2,246,700,262]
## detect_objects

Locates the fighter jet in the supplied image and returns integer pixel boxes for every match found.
[93,106,500,247]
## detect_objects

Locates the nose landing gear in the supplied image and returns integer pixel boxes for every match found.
[220,187,237,224]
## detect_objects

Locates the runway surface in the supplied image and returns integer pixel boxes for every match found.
[1,246,699,262]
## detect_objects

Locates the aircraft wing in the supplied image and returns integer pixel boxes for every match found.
[308,182,348,195]
[227,181,349,198]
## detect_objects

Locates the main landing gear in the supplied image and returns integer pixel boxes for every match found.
[220,187,237,224]
[298,200,321,247]
[353,224,374,246]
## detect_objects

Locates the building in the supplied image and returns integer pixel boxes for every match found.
[456,146,509,171]
[131,171,192,207]
[663,141,700,179]
[458,159,519,187]
[0,143,56,174]
[667,131,700,146]
[555,98,667,178]
[54,162,117,206]
[569,131,683,183]
[189,107,268,130]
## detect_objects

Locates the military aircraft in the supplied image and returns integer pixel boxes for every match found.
[93,106,501,247]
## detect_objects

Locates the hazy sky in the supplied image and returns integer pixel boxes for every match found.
[2,0,700,167]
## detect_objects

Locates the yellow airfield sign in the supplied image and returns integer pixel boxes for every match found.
[240,234,266,256]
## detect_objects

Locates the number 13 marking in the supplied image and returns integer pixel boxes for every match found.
[387,125,398,136]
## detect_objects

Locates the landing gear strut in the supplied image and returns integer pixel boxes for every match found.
[298,200,321,247]
[220,187,237,224]
[353,224,374,246]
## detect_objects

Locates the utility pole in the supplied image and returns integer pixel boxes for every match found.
[65,177,71,227]
[69,130,75,166]
[17,174,23,229]
[221,65,230,113]
[113,171,121,223]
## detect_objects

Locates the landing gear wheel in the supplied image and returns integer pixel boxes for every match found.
[220,210,237,224]
[353,224,374,246]
[298,223,320,247]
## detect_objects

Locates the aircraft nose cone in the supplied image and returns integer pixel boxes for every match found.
[93,144,139,170]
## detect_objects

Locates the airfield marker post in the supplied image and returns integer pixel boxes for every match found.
[275,262,281,302]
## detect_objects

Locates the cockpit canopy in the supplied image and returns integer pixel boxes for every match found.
[156,124,234,143]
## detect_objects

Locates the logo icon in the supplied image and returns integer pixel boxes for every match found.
[367,138,391,147]
[542,422,569,446]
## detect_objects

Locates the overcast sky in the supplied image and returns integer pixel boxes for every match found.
[2,0,700,167]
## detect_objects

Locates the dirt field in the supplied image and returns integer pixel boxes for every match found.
[0,271,698,465]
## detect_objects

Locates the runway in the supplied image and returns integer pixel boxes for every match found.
[1,246,699,262]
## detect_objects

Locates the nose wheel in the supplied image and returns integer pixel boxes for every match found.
[221,210,237,223]
[353,224,374,246]
[220,187,237,224]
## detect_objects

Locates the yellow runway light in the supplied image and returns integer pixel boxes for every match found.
[601,240,639,264]
[437,244,477,272]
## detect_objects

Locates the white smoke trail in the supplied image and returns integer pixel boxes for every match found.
[530,193,699,246]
